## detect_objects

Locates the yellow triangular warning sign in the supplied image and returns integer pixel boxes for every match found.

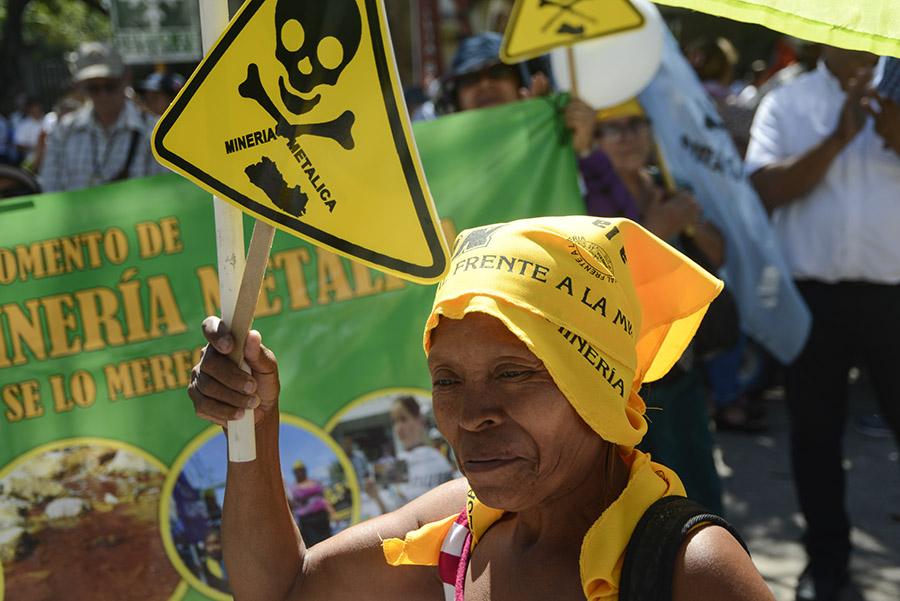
[153,0,449,284]
[500,0,645,62]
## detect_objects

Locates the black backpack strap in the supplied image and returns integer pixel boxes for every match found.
[619,495,749,601]
[111,128,142,182]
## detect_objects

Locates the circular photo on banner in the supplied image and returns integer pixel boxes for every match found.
[160,416,359,600]
[0,439,180,601]
[326,388,460,521]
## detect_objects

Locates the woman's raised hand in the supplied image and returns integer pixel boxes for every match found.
[187,316,281,427]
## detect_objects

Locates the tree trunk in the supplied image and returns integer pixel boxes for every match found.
[0,0,32,114]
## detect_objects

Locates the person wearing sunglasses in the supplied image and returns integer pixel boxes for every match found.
[40,42,167,192]
[591,102,766,440]
[431,33,597,164]
[583,98,764,517]
[592,100,720,257]
[432,33,531,115]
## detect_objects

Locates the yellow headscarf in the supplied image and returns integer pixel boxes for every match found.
[424,215,721,449]
[386,216,722,600]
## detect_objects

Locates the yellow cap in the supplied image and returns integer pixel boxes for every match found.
[292,460,305,471]
[596,97,645,123]
[424,216,721,448]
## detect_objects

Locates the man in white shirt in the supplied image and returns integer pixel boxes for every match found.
[745,46,900,601]
[40,42,166,192]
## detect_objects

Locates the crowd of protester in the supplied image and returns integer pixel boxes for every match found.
[0,41,185,197]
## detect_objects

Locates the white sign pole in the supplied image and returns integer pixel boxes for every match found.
[198,0,257,462]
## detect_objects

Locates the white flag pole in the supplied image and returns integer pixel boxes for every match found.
[198,0,257,462]
[567,46,579,98]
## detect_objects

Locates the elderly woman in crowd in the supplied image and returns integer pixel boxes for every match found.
[188,216,774,601]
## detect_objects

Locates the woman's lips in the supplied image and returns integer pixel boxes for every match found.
[462,457,522,473]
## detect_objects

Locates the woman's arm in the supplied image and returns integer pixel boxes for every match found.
[299,478,469,601]
[188,317,469,601]
[673,525,776,601]
[749,72,870,213]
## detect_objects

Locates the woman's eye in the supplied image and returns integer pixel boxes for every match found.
[432,378,456,387]
[500,369,526,378]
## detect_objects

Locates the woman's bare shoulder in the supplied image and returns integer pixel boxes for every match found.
[672,525,776,601]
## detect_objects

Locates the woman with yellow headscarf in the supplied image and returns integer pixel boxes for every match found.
[187,216,775,601]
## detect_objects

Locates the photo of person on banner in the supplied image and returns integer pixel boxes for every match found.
[188,216,775,601]
[366,395,458,512]
[286,460,338,547]
[200,527,231,595]
[164,419,356,597]
[328,392,459,519]
[333,391,459,517]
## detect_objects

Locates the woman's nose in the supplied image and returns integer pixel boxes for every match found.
[457,383,505,431]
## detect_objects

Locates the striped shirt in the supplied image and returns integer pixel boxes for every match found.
[40,99,166,192]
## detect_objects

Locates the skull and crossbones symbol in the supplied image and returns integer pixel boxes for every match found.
[240,0,362,150]
[240,0,362,217]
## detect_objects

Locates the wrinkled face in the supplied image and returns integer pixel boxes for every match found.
[391,403,424,451]
[275,0,362,94]
[594,116,652,176]
[81,77,126,122]
[428,313,605,511]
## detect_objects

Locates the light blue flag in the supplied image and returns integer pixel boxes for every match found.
[638,30,810,364]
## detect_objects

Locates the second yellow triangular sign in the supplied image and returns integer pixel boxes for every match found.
[501,0,646,62]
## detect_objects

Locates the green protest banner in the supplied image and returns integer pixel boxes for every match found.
[0,96,583,601]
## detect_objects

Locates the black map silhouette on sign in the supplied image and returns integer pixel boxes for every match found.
[246,157,310,216]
